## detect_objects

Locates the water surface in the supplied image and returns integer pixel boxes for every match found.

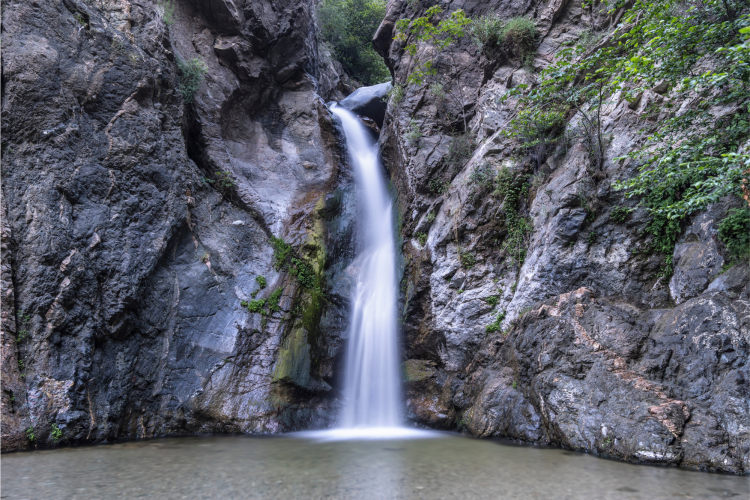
[2,434,747,499]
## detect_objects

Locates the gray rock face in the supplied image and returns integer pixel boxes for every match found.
[1,0,355,450]
[378,0,749,473]
[339,82,392,127]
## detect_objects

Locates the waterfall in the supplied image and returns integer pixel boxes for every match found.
[331,105,402,431]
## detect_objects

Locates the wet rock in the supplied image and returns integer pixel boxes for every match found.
[1,0,352,450]
[339,82,392,127]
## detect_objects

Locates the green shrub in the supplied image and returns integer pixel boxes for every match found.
[267,288,283,314]
[176,57,208,104]
[469,162,496,193]
[50,424,63,443]
[426,211,436,223]
[470,14,504,49]
[429,177,450,194]
[317,0,390,85]
[719,208,750,262]
[501,17,536,58]
[289,257,320,291]
[495,169,532,268]
[503,108,566,167]
[271,237,292,270]
[26,427,35,442]
[405,119,423,147]
[445,133,475,173]
[387,84,405,106]
[416,232,428,246]
[610,206,632,223]
[255,276,267,289]
[459,248,476,268]
[485,310,506,333]
[484,295,499,307]
[158,0,175,26]
[241,299,266,314]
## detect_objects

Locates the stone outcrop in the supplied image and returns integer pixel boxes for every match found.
[1,0,355,450]
[377,0,749,474]
[339,81,392,127]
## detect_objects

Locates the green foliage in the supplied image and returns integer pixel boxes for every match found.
[484,295,499,307]
[429,177,451,194]
[255,276,267,289]
[214,171,235,190]
[588,231,596,244]
[242,298,266,314]
[469,13,504,49]
[504,0,750,273]
[16,311,30,342]
[75,12,86,26]
[395,7,472,84]
[501,17,537,58]
[512,380,518,389]
[26,427,35,442]
[158,0,175,27]
[405,119,423,147]
[445,133,475,172]
[317,0,390,85]
[426,210,436,223]
[17,359,24,371]
[267,288,283,314]
[176,57,208,104]
[495,169,532,268]
[719,208,750,262]
[610,206,632,223]
[241,286,283,315]
[289,257,321,291]
[50,424,63,443]
[469,162,496,201]
[503,108,566,169]
[416,232,428,246]
[395,6,472,127]
[387,84,406,106]
[485,309,506,333]
[204,171,236,196]
[459,248,476,268]
[271,237,292,270]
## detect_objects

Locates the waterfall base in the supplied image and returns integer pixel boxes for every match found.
[295,427,443,441]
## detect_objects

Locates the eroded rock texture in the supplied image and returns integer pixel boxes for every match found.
[377,0,749,473]
[1,0,355,451]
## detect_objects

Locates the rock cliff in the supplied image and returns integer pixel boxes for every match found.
[377,0,749,474]
[1,0,355,450]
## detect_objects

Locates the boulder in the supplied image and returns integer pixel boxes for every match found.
[339,82,392,127]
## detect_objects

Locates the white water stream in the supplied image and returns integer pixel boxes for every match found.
[331,105,402,434]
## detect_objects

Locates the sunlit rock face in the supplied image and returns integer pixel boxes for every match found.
[1,0,357,450]
[376,0,749,474]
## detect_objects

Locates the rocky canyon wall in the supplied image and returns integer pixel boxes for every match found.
[377,0,749,474]
[1,0,356,450]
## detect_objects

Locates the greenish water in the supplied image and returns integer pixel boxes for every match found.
[1,433,747,499]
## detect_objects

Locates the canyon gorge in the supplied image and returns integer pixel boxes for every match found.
[1,0,748,476]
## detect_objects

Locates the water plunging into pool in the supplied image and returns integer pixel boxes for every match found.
[327,105,409,438]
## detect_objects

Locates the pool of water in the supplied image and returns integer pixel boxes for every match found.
[2,433,747,499]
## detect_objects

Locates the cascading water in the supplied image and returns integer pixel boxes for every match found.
[330,105,402,431]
